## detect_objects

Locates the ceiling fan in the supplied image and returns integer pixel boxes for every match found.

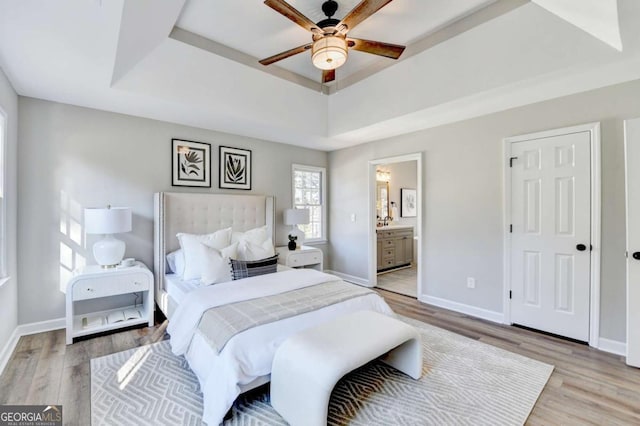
[259,0,406,83]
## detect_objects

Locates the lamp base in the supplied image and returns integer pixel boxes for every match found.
[93,234,126,268]
[289,227,305,248]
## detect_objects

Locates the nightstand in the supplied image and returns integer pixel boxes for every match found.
[64,261,154,344]
[276,245,323,271]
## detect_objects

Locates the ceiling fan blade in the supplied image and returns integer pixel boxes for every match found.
[347,38,405,59]
[337,0,393,33]
[322,69,335,83]
[264,0,322,34]
[259,43,312,66]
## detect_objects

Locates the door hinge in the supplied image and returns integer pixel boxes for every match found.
[590,244,593,251]
[509,224,513,233]
[509,290,512,299]
[509,156,518,167]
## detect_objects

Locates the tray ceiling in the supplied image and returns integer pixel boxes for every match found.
[1,0,639,151]
[176,0,496,84]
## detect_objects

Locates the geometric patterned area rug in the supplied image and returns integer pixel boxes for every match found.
[91,316,553,426]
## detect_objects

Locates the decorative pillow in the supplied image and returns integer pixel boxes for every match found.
[231,225,269,245]
[200,242,238,285]
[236,238,275,261]
[230,254,279,280]
[165,249,185,275]
[177,228,233,280]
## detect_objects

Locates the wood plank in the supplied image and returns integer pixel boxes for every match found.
[25,331,66,404]
[58,362,91,426]
[0,348,40,404]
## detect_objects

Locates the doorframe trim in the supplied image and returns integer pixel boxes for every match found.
[368,153,423,297]
[502,122,601,347]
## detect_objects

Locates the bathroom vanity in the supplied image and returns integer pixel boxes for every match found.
[376,226,413,272]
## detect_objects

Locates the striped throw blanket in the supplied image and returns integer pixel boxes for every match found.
[197,279,373,353]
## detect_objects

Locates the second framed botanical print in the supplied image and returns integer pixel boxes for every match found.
[171,139,211,187]
[219,146,252,190]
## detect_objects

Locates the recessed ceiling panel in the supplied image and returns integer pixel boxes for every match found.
[176,0,496,82]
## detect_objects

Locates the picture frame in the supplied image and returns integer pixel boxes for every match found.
[171,139,211,187]
[219,146,252,190]
[401,188,417,217]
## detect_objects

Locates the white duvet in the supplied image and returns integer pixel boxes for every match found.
[167,269,394,425]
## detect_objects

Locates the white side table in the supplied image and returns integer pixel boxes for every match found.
[276,245,323,271]
[64,261,154,344]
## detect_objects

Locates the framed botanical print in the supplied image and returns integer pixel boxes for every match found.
[171,139,211,187]
[219,146,252,190]
[401,188,417,217]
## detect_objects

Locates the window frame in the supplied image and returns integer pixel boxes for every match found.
[0,107,6,280]
[291,163,327,244]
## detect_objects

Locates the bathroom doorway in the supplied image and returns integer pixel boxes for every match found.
[368,153,422,298]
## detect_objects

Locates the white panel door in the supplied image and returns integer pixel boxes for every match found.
[624,118,640,367]
[511,131,591,341]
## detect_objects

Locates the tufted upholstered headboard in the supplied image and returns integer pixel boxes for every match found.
[153,192,275,315]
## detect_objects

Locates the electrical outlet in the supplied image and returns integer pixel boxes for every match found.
[350,213,356,222]
[467,277,476,289]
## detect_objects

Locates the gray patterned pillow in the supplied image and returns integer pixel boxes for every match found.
[230,254,279,280]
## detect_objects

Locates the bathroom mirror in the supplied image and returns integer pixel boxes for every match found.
[376,180,390,219]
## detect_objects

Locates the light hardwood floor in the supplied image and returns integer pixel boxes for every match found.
[1,292,639,425]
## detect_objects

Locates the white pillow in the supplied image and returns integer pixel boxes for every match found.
[200,242,238,285]
[236,238,275,261]
[231,225,269,245]
[165,249,185,276]
[177,228,232,280]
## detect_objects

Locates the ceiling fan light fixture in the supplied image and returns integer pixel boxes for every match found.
[312,36,348,70]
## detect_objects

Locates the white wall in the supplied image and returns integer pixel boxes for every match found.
[382,161,417,231]
[0,67,18,349]
[329,78,638,342]
[17,98,328,324]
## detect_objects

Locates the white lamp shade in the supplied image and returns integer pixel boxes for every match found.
[284,209,310,226]
[84,207,132,235]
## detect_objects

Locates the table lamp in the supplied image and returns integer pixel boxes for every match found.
[284,208,309,249]
[84,205,132,268]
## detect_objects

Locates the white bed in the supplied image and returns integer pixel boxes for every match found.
[153,192,394,425]
[154,192,276,318]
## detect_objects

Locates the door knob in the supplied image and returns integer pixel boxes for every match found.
[576,244,587,251]
[633,252,640,260]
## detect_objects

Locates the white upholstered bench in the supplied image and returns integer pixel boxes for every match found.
[270,310,422,426]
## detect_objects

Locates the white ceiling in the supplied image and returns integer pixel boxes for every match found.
[0,0,639,151]
[176,0,495,83]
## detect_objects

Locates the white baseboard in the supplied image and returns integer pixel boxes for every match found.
[0,317,65,376]
[418,296,627,356]
[0,327,20,377]
[419,295,505,324]
[325,270,372,287]
[597,337,626,356]
[16,317,65,336]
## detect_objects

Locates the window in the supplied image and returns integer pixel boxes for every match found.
[292,164,326,242]
[0,110,5,278]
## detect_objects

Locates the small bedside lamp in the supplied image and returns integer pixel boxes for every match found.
[84,206,132,268]
[284,208,309,249]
